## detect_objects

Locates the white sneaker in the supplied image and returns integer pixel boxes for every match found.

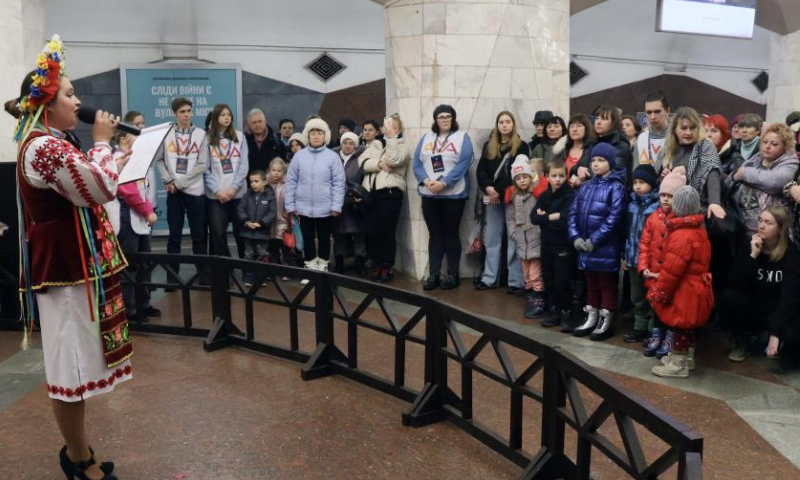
[316,258,330,272]
[300,260,315,285]
[652,352,690,378]
[662,346,695,370]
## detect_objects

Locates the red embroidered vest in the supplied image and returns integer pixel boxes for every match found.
[18,131,126,290]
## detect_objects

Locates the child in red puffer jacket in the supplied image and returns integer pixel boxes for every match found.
[648,186,714,379]
[638,168,685,358]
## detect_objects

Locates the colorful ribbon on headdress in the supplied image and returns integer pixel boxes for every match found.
[13,35,66,143]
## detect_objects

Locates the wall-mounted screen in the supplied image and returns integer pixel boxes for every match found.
[656,0,757,39]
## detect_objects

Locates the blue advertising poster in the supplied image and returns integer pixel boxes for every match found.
[121,64,242,235]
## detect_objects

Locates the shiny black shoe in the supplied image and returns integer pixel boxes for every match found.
[423,275,440,291]
[474,281,494,291]
[143,306,162,317]
[60,446,115,479]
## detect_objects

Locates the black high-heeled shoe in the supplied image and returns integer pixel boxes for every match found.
[59,446,116,480]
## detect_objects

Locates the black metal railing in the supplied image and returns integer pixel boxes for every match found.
[124,252,703,480]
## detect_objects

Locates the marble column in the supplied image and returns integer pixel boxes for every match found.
[767,29,800,123]
[384,0,570,280]
[0,0,44,162]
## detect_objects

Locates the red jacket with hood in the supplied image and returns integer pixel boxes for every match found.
[647,214,714,330]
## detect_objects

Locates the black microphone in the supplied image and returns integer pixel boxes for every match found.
[77,107,141,136]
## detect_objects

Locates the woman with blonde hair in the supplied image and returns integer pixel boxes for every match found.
[475,111,531,293]
[654,106,726,220]
[728,122,798,237]
[359,114,412,282]
[721,206,800,366]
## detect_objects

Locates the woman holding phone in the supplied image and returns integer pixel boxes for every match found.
[359,114,411,282]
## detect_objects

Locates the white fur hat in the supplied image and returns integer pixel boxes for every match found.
[340,132,359,147]
[288,132,306,146]
[303,117,332,145]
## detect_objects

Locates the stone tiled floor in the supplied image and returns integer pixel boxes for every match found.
[2,266,800,479]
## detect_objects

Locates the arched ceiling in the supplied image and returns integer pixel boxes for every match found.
[370,0,800,35]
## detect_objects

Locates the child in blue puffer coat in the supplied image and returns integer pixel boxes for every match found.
[568,143,628,341]
[622,164,660,343]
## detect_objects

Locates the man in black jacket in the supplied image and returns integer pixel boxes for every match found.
[245,108,281,176]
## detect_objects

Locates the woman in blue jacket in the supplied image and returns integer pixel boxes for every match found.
[568,143,627,341]
[413,105,474,290]
[285,117,346,271]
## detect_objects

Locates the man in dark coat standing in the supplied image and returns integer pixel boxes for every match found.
[245,108,281,176]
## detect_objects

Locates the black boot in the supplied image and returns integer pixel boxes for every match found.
[540,306,561,327]
[440,272,460,290]
[559,309,575,333]
[524,291,546,318]
[423,274,440,290]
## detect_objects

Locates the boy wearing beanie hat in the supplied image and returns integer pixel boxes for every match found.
[622,164,660,343]
[648,185,713,378]
[638,168,686,357]
[507,155,546,318]
[568,142,628,341]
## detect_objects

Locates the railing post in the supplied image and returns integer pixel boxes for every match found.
[204,257,236,351]
[301,274,345,380]
[520,346,576,480]
[401,300,451,427]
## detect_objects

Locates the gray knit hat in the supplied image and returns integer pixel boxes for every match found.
[671,186,701,217]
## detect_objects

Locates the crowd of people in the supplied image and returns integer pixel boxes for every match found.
[116,97,413,296]
[6,33,800,480]
[468,93,800,378]
[104,91,800,380]
[38,90,800,381]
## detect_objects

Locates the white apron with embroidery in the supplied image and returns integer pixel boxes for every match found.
[23,134,132,402]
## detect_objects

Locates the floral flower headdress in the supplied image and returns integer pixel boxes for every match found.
[13,34,66,142]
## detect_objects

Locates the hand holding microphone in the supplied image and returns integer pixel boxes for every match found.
[77,106,142,144]
[90,110,120,144]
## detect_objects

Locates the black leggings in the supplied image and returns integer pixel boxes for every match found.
[421,197,465,276]
[368,188,403,267]
[298,215,333,260]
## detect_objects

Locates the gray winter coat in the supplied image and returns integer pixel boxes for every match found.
[506,191,541,260]
[727,150,799,236]
[285,145,346,218]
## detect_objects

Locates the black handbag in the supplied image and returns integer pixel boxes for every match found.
[345,163,375,214]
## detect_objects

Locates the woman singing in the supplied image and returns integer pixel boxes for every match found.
[7,35,131,480]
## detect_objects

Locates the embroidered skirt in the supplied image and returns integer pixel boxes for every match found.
[37,283,133,402]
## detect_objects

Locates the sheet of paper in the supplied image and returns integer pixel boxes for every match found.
[118,123,173,184]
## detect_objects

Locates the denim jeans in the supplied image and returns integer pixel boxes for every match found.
[480,202,524,288]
